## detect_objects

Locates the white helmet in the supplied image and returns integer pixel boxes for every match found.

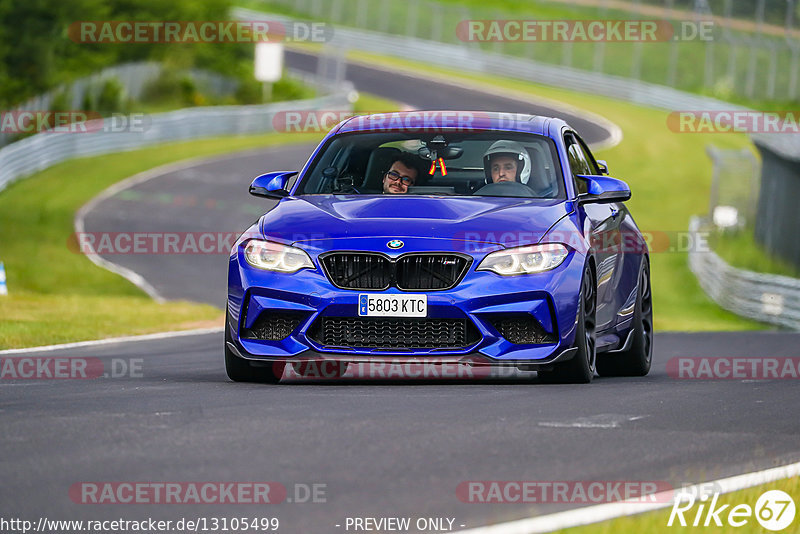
[483,140,531,184]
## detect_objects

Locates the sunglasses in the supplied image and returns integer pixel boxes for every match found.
[385,170,415,186]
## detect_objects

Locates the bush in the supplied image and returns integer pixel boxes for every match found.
[96,77,125,114]
[235,73,316,104]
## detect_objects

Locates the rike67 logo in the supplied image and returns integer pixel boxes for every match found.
[668,487,796,531]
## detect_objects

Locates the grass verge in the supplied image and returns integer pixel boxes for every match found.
[552,476,799,533]
[710,229,800,279]
[0,131,323,349]
[344,49,766,331]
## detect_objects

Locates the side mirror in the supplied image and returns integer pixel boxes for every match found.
[596,160,609,174]
[249,171,298,199]
[576,174,631,204]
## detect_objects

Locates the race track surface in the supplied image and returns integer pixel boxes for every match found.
[3,51,798,533]
[2,332,799,531]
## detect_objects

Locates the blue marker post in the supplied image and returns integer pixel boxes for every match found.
[0,261,7,295]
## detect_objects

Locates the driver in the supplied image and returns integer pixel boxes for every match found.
[482,140,531,184]
[382,154,422,194]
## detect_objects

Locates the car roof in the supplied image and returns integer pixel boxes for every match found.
[333,111,571,138]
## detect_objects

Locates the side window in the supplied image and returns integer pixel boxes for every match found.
[575,135,601,176]
[565,133,590,195]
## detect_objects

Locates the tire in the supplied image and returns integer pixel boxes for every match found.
[596,260,653,377]
[539,262,596,384]
[225,316,284,383]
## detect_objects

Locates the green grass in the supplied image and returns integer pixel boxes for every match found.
[0,131,324,349]
[343,49,766,332]
[553,476,800,533]
[353,92,403,113]
[710,229,800,279]
[245,0,800,108]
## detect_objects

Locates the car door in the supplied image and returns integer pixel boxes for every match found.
[564,131,622,331]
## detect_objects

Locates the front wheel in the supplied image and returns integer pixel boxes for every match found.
[539,263,596,384]
[596,261,653,377]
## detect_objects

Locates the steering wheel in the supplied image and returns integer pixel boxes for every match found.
[473,181,536,198]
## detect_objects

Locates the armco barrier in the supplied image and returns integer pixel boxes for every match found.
[0,84,354,195]
[688,216,800,330]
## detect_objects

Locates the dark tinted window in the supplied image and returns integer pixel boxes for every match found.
[295,131,565,199]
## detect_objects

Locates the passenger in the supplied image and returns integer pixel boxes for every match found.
[382,155,421,194]
[483,140,531,184]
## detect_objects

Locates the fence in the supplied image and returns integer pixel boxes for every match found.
[234,7,756,114]
[705,146,760,229]
[688,216,800,329]
[0,80,354,195]
[0,62,245,148]
[253,0,800,104]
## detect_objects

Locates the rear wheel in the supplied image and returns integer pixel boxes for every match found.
[539,263,596,384]
[225,316,284,383]
[596,261,652,377]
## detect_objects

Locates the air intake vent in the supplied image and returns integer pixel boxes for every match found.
[241,312,305,340]
[490,315,556,344]
[309,317,479,349]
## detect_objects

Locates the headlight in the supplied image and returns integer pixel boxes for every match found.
[477,243,569,275]
[243,240,313,273]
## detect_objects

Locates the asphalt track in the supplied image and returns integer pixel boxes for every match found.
[2,52,799,533]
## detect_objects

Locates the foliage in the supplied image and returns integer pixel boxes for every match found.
[0,0,253,109]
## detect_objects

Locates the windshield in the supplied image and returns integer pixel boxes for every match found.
[295,131,565,199]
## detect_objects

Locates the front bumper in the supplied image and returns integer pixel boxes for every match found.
[227,247,584,363]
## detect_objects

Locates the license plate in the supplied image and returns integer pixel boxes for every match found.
[358,294,427,317]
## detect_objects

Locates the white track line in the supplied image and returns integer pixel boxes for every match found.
[0,326,224,355]
[336,52,624,151]
[455,460,800,534]
[74,147,286,302]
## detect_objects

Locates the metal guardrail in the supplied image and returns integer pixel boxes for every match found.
[0,84,354,195]
[0,62,247,148]
[688,216,800,330]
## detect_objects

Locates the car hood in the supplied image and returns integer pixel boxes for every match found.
[259,195,571,251]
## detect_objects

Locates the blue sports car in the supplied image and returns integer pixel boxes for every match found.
[226,111,652,383]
